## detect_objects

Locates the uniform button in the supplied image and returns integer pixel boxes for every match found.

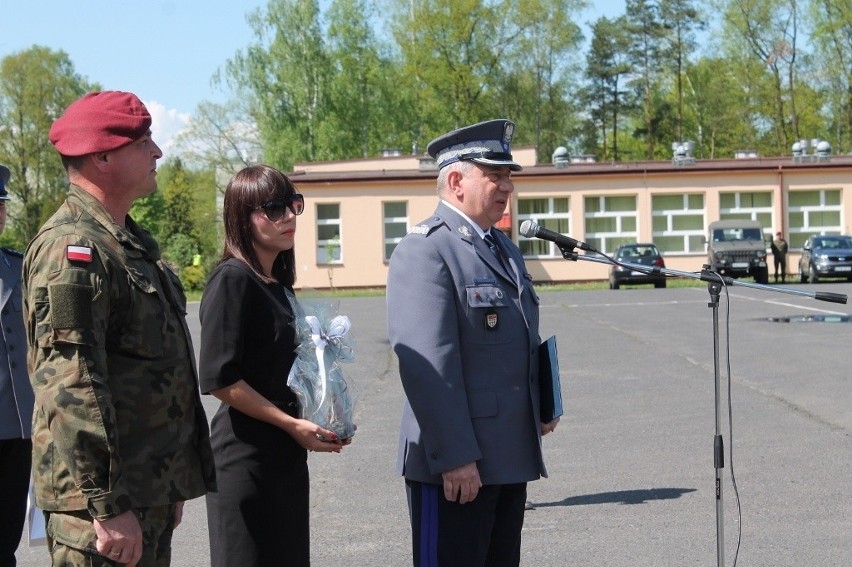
[430,452,438,460]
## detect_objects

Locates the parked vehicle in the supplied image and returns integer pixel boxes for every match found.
[609,243,667,289]
[798,235,852,283]
[705,219,769,283]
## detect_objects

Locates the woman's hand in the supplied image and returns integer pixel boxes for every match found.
[291,418,351,453]
[210,380,354,453]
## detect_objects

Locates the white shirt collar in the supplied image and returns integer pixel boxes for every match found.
[440,200,490,239]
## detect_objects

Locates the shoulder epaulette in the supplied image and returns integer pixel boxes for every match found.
[407,215,444,237]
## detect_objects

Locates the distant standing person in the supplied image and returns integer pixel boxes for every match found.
[771,231,788,283]
[199,165,351,567]
[23,91,216,567]
[0,165,33,567]
[387,119,558,567]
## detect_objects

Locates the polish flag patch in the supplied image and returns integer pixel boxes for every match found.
[66,245,93,263]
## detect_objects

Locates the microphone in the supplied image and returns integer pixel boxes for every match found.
[519,220,593,252]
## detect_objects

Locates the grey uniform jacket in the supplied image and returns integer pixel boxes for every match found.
[0,247,32,440]
[387,202,546,486]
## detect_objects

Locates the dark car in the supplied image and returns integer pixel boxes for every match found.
[609,243,667,289]
[798,235,852,283]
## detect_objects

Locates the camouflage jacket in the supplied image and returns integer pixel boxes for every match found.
[22,185,216,520]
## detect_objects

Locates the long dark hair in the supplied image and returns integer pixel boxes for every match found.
[221,164,297,287]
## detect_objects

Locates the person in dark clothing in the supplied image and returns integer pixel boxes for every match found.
[0,165,33,567]
[199,164,351,567]
[771,231,789,282]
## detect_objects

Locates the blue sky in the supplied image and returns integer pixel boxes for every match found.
[2,0,624,151]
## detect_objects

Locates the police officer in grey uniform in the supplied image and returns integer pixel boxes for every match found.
[387,120,559,567]
[0,165,33,567]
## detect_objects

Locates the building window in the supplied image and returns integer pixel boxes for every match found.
[316,203,341,264]
[383,201,408,261]
[584,195,637,254]
[517,197,570,257]
[652,193,706,253]
[719,191,773,236]
[787,189,842,249]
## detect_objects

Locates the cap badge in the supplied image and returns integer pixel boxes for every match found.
[503,122,514,143]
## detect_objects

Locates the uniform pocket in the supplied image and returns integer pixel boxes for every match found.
[465,284,512,345]
[113,266,165,358]
[468,390,498,418]
[44,269,97,347]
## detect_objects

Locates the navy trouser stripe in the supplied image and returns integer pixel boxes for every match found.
[418,483,439,567]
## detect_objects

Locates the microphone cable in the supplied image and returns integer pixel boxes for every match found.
[718,277,743,566]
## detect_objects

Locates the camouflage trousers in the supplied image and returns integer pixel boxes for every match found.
[45,504,176,567]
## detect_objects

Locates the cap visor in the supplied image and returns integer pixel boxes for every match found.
[471,157,523,171]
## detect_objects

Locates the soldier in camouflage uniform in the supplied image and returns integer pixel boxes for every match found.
[22,91,216,567]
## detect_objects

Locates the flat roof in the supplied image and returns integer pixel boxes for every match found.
[288,154,852,185]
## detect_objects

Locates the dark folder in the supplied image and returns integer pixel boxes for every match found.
[538,335,563,422]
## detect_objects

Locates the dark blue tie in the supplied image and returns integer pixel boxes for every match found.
[484,233,499,255]
[484,232,507,270]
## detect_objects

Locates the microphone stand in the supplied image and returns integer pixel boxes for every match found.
[555,244,847,566]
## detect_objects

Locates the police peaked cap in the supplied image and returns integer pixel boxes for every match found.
[427,119,522,171]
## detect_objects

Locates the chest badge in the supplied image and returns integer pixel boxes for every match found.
[457,226,472,238]
[485,310,499,330]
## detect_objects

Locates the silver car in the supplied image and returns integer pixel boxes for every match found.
[798,235,852,283]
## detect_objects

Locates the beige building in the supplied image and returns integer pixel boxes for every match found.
[287,147,852,290]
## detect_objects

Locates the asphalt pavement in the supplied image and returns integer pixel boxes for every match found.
[16,281,852,566]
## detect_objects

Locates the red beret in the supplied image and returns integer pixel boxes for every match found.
[49,91,152,157]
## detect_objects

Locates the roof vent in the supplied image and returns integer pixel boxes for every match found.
[792,138,831,163]
[672,141,695,166]
[571,154,597,163]
[418,157,437,172]
[552,146,570,168]
[734,149,758,159]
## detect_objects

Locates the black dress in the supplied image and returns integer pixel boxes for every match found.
[199,258,309,567]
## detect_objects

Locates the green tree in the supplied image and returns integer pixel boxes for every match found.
[0,46,96,246]
[132,157,219,281]
[390,0,510,136]
[174,98,262,176]
[809,0,852,153]
[680,57,752,158]
[129,180,167,238]
[224,0,329,170]
[500,0,586,163]
[720,0,805,154]
[583,16,634,160]
[320,0,422,158]
[625,0,668,159]
[659,0,706,143]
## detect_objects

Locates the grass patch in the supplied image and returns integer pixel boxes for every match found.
[186,277,745,302]
[535,277,708,292]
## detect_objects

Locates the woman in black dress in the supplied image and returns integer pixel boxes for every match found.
[200,165,350,567]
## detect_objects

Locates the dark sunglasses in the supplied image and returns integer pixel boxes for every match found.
[255,194,305,221]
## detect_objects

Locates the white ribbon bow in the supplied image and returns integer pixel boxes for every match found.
[305,315,352,410]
